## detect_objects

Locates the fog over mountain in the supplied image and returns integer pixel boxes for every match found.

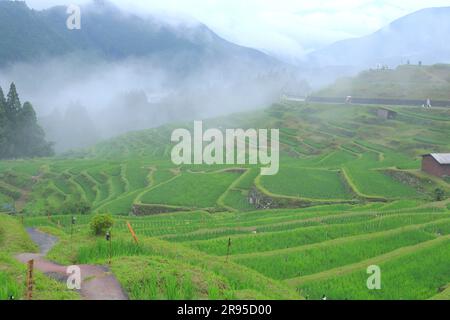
[1,1,450,153]
[24,0,450,66]
[0,0,307,152]
[0,0,280,67]
[306,7,450,68]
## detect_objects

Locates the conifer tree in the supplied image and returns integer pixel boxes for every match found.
[4,83,22,157]
[0,86,7,157]
[18,102,53,157]
[0,86,6,107]
[6,82,22,117]
[0,83,53,159]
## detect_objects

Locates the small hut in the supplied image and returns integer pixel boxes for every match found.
[422,154,450,178]
[377,108,397,120]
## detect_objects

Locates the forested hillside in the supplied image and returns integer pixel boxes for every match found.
[0,0,277,70]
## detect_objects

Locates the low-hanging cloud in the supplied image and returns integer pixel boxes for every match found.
[0,52,308,153]
[25,0,450,64]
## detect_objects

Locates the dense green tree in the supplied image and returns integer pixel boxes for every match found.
[0,87,7,156]
[17,102,54,157]
[3,83,22,157]
[0,83,53,159]
[0,87,6,108]
[6,83,22,117]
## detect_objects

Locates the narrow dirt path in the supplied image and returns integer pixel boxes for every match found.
[16,228,128,300]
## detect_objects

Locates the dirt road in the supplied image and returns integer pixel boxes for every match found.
[16,228,128,300]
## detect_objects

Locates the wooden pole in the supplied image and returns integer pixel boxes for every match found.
[26,260,34,300]
[126,221,139,244]
[226,238,232,263]
[109,231,112,265]
[70,220,73,252]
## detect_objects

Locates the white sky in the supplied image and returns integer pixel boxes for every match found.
[25,0,450,61]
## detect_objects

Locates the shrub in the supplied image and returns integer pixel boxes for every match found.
[90,214,114,236]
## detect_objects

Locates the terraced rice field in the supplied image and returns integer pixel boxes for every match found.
[2,102,448,215]
[139,171,242,208]
[2,102,450,300]
[259,166,352,200]
[19,200,450,300]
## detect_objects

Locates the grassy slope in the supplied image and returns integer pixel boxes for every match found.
[316,64,450,100]
[40,226,301,300]
[0,214,79,300]
[25,201,450,300]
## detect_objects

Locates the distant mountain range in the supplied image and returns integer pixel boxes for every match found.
[1,1,450,72]
[307,7,450,68]
[0,0,280,72]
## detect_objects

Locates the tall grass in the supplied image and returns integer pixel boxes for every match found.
[127,273,197,300]
[77,239,145,263]
[129,274,158,300]
[164,274,181,300]
[0,272,22,300]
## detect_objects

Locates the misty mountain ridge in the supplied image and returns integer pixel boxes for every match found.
[0,0,308,153]
[307,7,450,68]
[0,0,279,71]
[2,0,449,153]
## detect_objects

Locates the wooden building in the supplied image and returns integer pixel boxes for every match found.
[421,154,450,178]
